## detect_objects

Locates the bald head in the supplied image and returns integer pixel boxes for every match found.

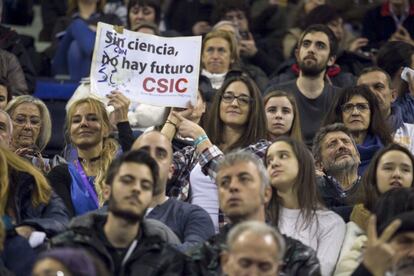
[132,131,174,193]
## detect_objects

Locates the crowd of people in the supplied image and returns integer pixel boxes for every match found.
[1,0,414,275]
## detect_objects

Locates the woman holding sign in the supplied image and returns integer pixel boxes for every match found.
[47,98,120,217]
[163,74,268,231]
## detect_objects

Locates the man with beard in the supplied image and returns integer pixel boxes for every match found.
[132,131,215,252]
[357,67,414,154]
[50,150,191,275]
[190,150,321,275]
[352,211,414,276]
[265,24,341,147]
[313,123,361,222]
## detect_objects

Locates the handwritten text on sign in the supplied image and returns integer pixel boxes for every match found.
[90,22,201,107]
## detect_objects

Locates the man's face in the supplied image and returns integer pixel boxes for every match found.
[0,112,11,148]
[222,231,280,276]
[132,132,173,195]
[224,10,248,33]
[217,161,267,222]
[319,131,360,173]
[108,162,154,223]
[390,232,414,274]
[357,71,395,116]
[296,31,335,77]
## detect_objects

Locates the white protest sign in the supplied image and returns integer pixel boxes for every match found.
[90,22,201,108]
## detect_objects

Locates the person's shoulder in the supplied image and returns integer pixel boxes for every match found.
[266,79,297,94]
[142,218,181,245]
[317,209,346,226]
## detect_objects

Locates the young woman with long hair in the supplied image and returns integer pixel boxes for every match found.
[0,145,68,239]
[47,98,119,217]
[265,136,345,276]
[162,74,268,231]
[263,90,303,142]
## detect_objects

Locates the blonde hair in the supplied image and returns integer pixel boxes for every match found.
[5,95,52,151]
[65,98,119,205]
[202,30,240,69]
[0,145,51,215]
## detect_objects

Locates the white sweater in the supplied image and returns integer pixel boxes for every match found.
[278,207,346,276]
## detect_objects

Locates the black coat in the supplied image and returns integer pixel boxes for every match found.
[189,223,322,276]
[11,172,69,237]
[50,213,195,276]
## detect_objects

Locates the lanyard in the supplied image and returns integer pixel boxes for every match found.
[389,3,409,28]
[74,159,99,208]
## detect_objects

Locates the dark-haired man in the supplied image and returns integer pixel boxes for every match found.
[266,24,341,147]
[50,150,191,275]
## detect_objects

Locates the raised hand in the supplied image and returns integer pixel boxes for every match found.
[362,215,401,276]
[107,91,131,124]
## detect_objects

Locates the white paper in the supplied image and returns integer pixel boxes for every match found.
[90,23,201,108]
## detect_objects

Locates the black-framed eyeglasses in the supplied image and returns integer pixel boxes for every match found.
[341,103,370,113]
[221,93,253,106]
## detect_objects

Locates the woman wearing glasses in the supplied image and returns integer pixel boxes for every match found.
[5,95,53,172]
[163,75,267,231]
[323,85,393,175]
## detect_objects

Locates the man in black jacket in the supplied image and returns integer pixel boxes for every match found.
[190,149,321,276]
[50,150,192,276]
[313,123,362,222]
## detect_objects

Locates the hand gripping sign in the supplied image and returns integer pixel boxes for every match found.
[90,23,201,108]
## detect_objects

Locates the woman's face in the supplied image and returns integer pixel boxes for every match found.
[32,258,72,276]
[266,141,299,192]
[0,85,8,110]
[219,81,251,128]
[376,150,413,194]
[69,103,106,149]
[341,95,371,134]
[202,37,233,74]
[129,4,156,30]
[265,96,294,140]
[10,102,41,150]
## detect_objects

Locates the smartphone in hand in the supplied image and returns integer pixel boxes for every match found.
[401,67,414,82]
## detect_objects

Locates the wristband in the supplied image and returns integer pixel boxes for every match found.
[194,134,208,147]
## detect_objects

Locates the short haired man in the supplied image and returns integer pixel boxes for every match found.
[0,109,12,148]
[221,221,286,276]
[352,211,414,276]
[212,0,282,75]
[51,150,191,275]
[266,24,342,147]
[132,131,215,252]
[357,67,414,154]
[191,150,321,275]
[313,123,361,221]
